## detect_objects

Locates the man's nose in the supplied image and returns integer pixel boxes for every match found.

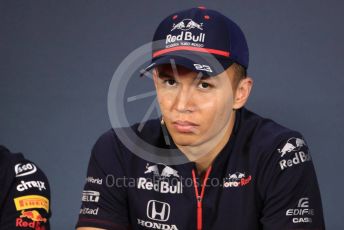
[174,86,194,113]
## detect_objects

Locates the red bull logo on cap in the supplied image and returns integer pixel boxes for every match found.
[165,18,206,48]
[171,19,203,31]
[165,32,205,46]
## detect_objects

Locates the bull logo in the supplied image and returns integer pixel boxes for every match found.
[20,210,47,223]
[171,19,203,31]
[144,164,160,177]
[278,137,306,157]
[224,172,252,188]
[228,172,245,181]
[144,163,179,178]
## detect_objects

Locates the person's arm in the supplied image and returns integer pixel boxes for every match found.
[259,133,325,230]
[0,156,51,229]
[75,130,131,230]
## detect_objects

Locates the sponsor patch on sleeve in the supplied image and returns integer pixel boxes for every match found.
[277,137,312,170]
[16,209,47,229]
[14,163,37,177]
[286,197,314,224]
[14,195,49,212]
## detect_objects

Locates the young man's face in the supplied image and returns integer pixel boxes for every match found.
[153,64,236,147]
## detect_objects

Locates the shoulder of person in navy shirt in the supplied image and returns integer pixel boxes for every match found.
[0,145,51,230]
[76,6,325,230]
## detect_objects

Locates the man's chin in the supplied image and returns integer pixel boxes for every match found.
[171,134,202,147]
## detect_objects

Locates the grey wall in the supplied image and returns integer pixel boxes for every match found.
[1,0,343,229]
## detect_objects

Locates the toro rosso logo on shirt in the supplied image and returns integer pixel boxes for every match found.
[137,163,183,194]
[223,172,252,188]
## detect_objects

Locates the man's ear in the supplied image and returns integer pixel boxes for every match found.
[232,76,253,109]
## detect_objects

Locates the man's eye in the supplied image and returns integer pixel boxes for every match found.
[164,79,177,86]
[198,82,211,89]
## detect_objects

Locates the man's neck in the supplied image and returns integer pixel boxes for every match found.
[177,111,236,175]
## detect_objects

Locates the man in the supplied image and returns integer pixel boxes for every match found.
[0,145,51,229]
[76,7,325,230]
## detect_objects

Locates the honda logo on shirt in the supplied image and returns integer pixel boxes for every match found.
[147,200,170,222]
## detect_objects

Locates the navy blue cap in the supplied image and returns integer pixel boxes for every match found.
[141,7,249,76]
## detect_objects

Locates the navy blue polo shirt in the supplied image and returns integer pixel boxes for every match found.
[76,107,325,230]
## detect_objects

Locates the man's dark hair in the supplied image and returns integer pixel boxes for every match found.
[231,63,247,91]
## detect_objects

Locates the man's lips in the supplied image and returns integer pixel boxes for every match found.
[172,120,199,133]
[173,120,198,126]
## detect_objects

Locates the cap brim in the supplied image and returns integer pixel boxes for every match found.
[140,51,234,77]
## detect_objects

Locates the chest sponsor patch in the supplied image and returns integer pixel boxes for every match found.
[137,200,179,230]
[137,163,183,194]
[82,190,100,203]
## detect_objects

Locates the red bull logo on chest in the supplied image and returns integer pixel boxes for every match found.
[137,163,183,194]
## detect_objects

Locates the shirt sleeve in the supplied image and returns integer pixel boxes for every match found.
[259,133,325,230]
[76,130,131,230]
[0,159,51,230]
